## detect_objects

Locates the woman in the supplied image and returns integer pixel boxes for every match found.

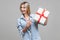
[17,1,48,40]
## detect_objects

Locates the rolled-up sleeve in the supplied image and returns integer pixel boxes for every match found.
[17,19,24,36]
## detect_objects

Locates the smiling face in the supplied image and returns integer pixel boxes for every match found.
[20,2,30,15]
[20,4,28,14]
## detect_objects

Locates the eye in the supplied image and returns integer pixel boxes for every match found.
[20,7,26,9]
[20,7,22,8]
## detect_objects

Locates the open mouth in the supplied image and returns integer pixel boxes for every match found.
[22,10,25,12]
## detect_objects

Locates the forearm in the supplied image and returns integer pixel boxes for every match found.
[22,26,29,33]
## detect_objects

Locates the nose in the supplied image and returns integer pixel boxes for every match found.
[21,7,25,10]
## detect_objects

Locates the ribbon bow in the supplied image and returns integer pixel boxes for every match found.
[36,9,47,24]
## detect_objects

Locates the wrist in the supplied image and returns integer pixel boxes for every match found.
[22,26,28,33]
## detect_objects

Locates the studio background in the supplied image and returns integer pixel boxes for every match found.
[0,0,60,40]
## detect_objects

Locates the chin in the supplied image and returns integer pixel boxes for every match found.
[22,12,25,14]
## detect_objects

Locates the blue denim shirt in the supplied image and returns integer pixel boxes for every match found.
[17,14,41,40]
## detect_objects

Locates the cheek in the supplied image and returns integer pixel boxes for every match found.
[21,8,27,11]
[24,8,27,11]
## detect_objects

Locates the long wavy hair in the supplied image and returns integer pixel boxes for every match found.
[20,2,30,15]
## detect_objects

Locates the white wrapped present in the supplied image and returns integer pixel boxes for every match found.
[33,8,50,24]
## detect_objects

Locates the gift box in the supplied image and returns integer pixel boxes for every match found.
[33,8,50,24]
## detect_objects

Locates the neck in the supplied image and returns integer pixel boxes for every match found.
[23,13,29,17]
[23,13,30,20]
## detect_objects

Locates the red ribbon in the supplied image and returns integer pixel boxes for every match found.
[36,9,47,24]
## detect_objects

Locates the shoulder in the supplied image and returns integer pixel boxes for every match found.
[17,15,23,22]
[30,13,35,16]
[30,13,35,18]
[17,18,20,23]
[30,13,36,22]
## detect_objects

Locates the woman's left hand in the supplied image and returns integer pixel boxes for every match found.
[44,17,48,26]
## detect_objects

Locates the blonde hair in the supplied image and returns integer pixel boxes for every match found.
[20,2,30,15]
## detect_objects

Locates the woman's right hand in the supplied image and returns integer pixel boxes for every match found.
[26,20,32,28]
[22,20,32,33]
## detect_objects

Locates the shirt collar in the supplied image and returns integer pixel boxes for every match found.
[20,14,32,19]
[20,15,24,19]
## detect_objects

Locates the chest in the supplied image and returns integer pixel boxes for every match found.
[20,18,35,28]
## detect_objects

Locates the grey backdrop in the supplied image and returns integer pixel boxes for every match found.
[0,0,60,40]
